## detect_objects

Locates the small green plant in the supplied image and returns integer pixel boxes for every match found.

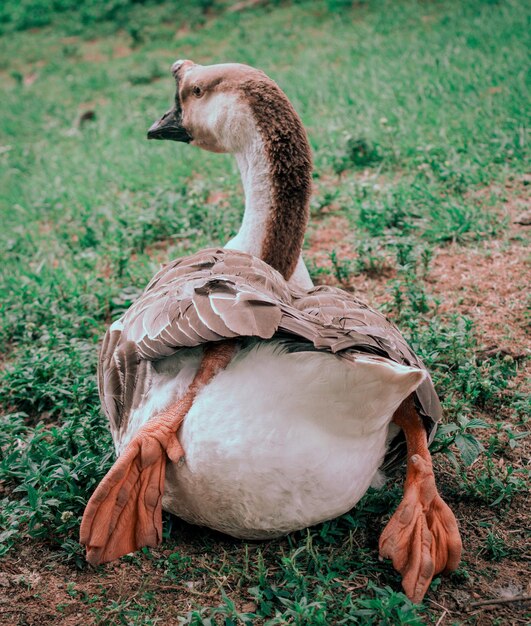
[179,592,256,626]
[425,203,503,244]
[432,415,488,466]
[345,583,425,625]
[306,257,333,283]
[326,0,358,13]
[162,550,192,580]
[333,135,383,175]
[480,529,514,562]
[126,22,144,48]
[329,249,355,285]
[310,188,341,217]
[128,62,166,86]
[354,240,391,276]
[459,460,527,507]
[487,423,530,456]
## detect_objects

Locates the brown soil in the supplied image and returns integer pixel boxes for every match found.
[429,241,529,368]
[429,181,530,394]
[0,533,266,626]
[81,41,108,64]
[1,498,529,625]
[80,37,133,63]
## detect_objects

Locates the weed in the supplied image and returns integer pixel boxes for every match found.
[333,135,383,175]
[458,460,527,507]
[357,195,412,237]
[354,240,391,277]
[305,257,332,283]
[425,202,504,244]
[162,550,192,580]
[329,249,355,286]
[310,187,341,217]
[480,529,514,562]
[432,415,488,467]
[345,583,425,625]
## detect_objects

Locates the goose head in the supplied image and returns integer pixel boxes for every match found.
[148,60,273,153]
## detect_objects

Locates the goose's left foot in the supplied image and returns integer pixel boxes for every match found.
[79,401,186,566]
[80,341,235,565]
[379,397,462,604]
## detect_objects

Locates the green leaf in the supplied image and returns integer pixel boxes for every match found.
[464,418,489,430]
[454,433,483,466]
[436,423,459,436]
[26,483,39,509]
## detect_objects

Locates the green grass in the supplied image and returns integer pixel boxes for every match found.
[1,0,530,623]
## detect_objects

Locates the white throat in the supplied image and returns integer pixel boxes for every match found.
[224,134,313,290]
[225,135,271,259]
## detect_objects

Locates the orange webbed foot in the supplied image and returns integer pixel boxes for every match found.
[80,414,185,566]
[80,341,236,566]
[379,454,462,603]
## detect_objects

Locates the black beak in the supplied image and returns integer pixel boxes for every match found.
[147,106,192,142]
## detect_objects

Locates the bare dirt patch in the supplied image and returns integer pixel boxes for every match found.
[80,37,132,63]
[429,240,529,356]
[306,214,355,270]
[307,180,530,367]
[81,40,108,64]
[428,179,530,389]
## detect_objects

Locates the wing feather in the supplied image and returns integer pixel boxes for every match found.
[99,248,441,455]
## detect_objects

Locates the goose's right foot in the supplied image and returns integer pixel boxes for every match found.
[379,454,462,603]
[378,397,462,603]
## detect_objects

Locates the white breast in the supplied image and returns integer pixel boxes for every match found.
[119,341,424,539]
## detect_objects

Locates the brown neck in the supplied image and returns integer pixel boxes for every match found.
[240,79,313,280]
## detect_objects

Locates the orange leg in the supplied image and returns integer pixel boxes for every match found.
[80,341,236,566]
[379,396,462,603]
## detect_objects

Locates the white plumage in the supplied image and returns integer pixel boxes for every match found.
[117,341,425,538]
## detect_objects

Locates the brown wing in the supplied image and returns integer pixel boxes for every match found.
[98,325,153,438]
[99,249,290,438]
[99,248,441,463]
[292,285,441,422]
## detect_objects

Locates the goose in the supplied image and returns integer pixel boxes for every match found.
[80,60,462,603]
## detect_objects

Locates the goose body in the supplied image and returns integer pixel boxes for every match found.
[82,61,461,601]
[102,249,436,538]
[140,344,419,538]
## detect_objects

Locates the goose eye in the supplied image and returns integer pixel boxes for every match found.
[192,85,203,98]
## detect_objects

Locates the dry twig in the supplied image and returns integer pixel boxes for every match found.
[468,595,531,609]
